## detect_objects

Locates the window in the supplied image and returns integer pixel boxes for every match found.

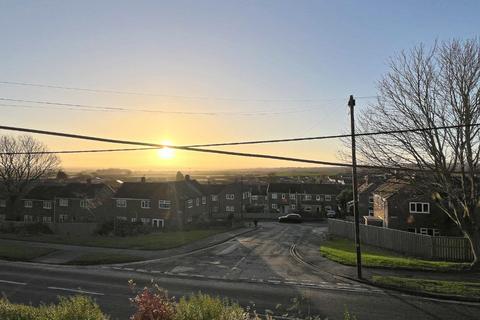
[140,218,151,224]
[409,202,430,214]
[281,194,286,200]
[141,200,151,209]
[24,200,32,208]
[159,200,171,209]
[251,195,258,201]
[433,229,440,237]
[291,204,296,210]
[0,199,5,208]
[80,200,88,208]
[271,193,277,199]
[59,214,68,222]
[316,195,321,201]
[272,204,278,209]
[407,228,417,233]
[202,196,206,205]
[290,194,296,200]
[226,205,235,212]
[43,201,52,209]
[116,216,127,221]
[59,199,68,207]
[131,218,137,223]
[187,199,193,208]
[196,198,200,206]
[304,194,312,200]
[116,199,127,208]
[325,195,332,201]
[42,216,52,223]
[211,195,218,201]
[24,215,33,222]
[226,194,235,200]
[420,228,428,235]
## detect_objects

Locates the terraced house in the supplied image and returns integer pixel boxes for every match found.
[267,183,342,216]
[111,178,207,228]
[20,182,113,223]
[202,182,251,219]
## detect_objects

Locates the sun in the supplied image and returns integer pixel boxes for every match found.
[157,141,175,159]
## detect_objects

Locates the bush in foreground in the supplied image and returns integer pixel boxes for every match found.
[0,295,108,320]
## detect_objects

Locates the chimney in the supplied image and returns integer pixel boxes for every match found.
[141,177,146,183]
[86,178,92,185]
[185,174,190,181]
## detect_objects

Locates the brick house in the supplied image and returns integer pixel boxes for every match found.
[111,179,207,228]
[267,183,342,217]
[202,182,251,219]
[20,182,113,223]
[371,179,459,236]
[248,184,268,213]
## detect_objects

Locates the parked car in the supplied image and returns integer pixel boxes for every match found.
[326,210,336,218]
[278,213,302,223]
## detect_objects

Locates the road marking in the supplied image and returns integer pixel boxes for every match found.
[47,286,104,296]
[0,279,27,286]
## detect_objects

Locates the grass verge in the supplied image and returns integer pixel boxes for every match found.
[0,228,230,250]
[0,244,55,261]
[372,275,480,298]
[66,252,142,265]
[320,237,469,271]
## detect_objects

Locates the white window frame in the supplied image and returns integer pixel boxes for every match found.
[140,217,151,224]
[226,205,235,212]
[0,199,5,208]
[433,229,440,237]
[59,198,69,207]
[24,200,33,208]
[140,200,151,209]
[251,195,259,201]
[159,199,171,209]
[226,194,235,200]
[202,196,206,205]
[187,199,193,208]
[59,214,68,222]
[43,201,52,210]
[116,216,127,221]
[420,227,428,235]
[289,194,296,200]
[271,193,277,199]
[272,203,278,209]
[316,195,321,201]
[211,195,218,201]
[325,195,332,201]
[116,199,127,208]
[281,193,286,200]
[196,198,200,206]
[409,202,430,214]
[291,204,296,210]
[42,216,52,223]
[80,199,88,208]
[152,218,164,228]
[24,215,33,222]
[304,194,312,201]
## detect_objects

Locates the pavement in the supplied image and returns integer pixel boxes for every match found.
[0,222,479,319]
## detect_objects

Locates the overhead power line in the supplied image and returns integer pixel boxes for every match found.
[0,80,362,103]
[0,124,475,172]
[0,97,320,116]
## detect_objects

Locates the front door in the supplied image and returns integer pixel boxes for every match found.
[152,219,164,228]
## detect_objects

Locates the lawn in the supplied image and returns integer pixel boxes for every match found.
[320,237,469,271]
[66,252,142,265]
[0,244,56,261]
[372,275,480,298]
[0,228,230,250]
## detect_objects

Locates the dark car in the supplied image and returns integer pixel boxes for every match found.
[278,213,302,223]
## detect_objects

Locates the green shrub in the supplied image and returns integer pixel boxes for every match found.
[0,295,108,320]
[174,293,246,320]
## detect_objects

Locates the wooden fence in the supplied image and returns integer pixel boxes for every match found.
[328,219,473,262]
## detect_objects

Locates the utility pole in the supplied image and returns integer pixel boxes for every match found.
[348,95,362,279]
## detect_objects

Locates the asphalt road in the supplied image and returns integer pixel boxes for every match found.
[0,222,479,320]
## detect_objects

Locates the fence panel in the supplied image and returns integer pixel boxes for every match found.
[327,219,472,262]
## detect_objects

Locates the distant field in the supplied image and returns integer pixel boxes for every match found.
[0,228,230,250]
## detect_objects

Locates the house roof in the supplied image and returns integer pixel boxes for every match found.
[372,179,410,199]
[267,183,342,194]
[24,185,65,200]
[113,180,203,200]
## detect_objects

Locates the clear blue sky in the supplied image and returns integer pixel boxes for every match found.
[0,0,478,170]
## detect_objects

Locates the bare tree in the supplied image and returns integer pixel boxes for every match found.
[0,135,60,220]
[357,39,480,268]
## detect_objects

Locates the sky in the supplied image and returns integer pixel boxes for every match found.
[0,0,479,171]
